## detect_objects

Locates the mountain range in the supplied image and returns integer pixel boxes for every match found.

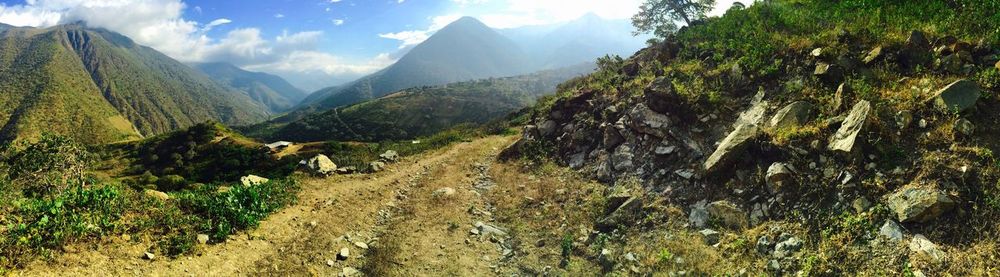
[194,62,307,113]
[0,24,269,144]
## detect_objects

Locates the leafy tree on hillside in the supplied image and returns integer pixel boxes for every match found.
[632,0,717,37]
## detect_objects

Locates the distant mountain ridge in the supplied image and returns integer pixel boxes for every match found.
[195,62,307,113]
[297,16,533,111]
[0,24,269,144]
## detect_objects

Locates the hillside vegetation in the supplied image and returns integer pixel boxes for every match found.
[195,62,307,113]
[248,64,593,142]
[0,24,269,145]
[505,0,1000,275]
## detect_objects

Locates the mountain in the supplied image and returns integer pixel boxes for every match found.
[501,13,648,70]
[195,62,307,113]
[0,24,268,144]
[246,63,594,142]
[298,16,532,110]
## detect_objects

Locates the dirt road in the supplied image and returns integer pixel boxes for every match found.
[19,135,520,276]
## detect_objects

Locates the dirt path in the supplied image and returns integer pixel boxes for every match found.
[18,135,519,277]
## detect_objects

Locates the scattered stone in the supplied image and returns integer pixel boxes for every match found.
[831,83,849,113]
[644,76,687,114]
[756,235,773,254]
[303,154,338,176]
[538,120,558,137]
[597,197,643,230]
[197,234,210,244]
[612,144,635,171]
[863,46,883,64]
[432,187,457,198]
[954,118,975,136]
[704,97,768,171]
[337,247,350,261]
[887,187,956,223]
[852,197,871,213]
[654,145,677,155]
[144,189,170,201]
[369,161,386,172]
[354,241,369,250]
[699,229,721,245]
[765,163,795,194]
[909,235,947,263]
[814,62,844,83]
[379,150,400,163]
[895,111,913,129]
[880,220,904,242]
[627,103,673,138]
[143,252,155,260]
[768,101,814,129]
[326,259,335,267]
[828,100,871,153]
[927,79,981,113]
[341,267,360,276]
[475,221,507,236]
[336,166,358,175]
[689,200,709,228]
[674,169,695,180]
[773,237,803,258]
[240,175,269,187]
[810,47,823,57]
[706,200,747,228]
[768,259,781,272]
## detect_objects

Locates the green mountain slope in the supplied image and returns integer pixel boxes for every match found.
[195,62,307,113]
[0,24,269,144]
[246,64,593,142]
[298,17,532,111]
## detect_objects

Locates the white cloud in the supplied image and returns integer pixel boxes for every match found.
[378,14,461,48]
[333,19,344,26]
[274,13,285,18]
[202,18,231,31]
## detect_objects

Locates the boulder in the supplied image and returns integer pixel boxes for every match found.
[766,163,795,193]
[901,30,932,67]
[601,123,624,149]
[704,97,768,171]
[144,189,170,201]
[689,200,709,228]
[879,220,904,242]
[369,161,386,172]
[597,196,643,230]
[379,150,400,163]
[627,104,673,138]
[768,101,814,129]
[240,175,269,187]
[644,76,687,115]
[954,118,975,136]
[303,154,338,176]
[773,236,803,258]
[909,235,947,263]
[611,144,635,171]
[707,200,747,228]
[887,187,955,223]
[828,100,871,153]
[538,120,559,137]
[927,79,980,113]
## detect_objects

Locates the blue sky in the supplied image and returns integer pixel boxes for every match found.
[0,0,748,90]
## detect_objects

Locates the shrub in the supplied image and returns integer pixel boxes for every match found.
[2,134,94,196]
[179,178,299,240]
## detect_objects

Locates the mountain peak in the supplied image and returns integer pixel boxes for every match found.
[441,16,490,31]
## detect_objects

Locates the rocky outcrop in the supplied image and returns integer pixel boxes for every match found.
[887,187,955,223]
[828,100,871,153]
[302,154,338,176]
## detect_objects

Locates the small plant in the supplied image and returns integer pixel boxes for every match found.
[656,248,674,264]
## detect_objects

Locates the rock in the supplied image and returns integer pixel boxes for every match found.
[602,124,624,149]
[828,100,871,153]
[303,154,338,176]
[773,237,803,258]
[887,187,955,223]
[674,169,695,180]
[704,99,767,172]
[852,197,871,213]
[335,166,357,175]
[689,200,709,228]
[354,241,369,250]
[706,200,747,228]
[810,47,823,58]
[765,163,795,194]
[756,235,773,254]
[699,229,721,245]
[954,118,975,136]
[143,252,155,260]
[863,46,883,64]
[369,161,386,172]
[611,144,635,171]
[895,111,913,129]
[597,197,643,230]
[627,104,673,138]
[240,175,269,187]
[768,101,814,129]
[996,60,1000,70]
[197,234,210,244]
[909,235,947,263]
[814,62,844,83]
[654,145,676,155]
[341,267,360,276]
[432,187,456,198]
[831,83,849,113]
[901,30,932,67]
[768,259,781,272]
[475,221,507,236]
[644,76,687,115]
[927,79,981,113]
[538,120,558,137]
[879,220,904,241]
[337,247,350,260]
[379,150,399,163]
[326,259,335,267]
[144,189,170,201]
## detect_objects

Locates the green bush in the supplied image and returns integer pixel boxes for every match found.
[2,134,94,196]
[156,175,187,192]
[179,178,299,240]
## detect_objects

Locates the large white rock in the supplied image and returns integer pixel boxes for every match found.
[828,100,871,153]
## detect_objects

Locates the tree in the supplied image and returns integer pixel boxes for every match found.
[632,0,717,37]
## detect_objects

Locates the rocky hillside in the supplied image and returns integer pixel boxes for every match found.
[0,24,269,144]
[507,0,1000,275]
